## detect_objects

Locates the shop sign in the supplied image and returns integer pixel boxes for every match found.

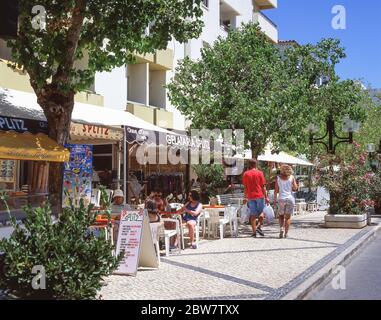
[62,144,93,208]
[0,116,48,134]
[165,133,210,151]
[125,126,157,145]
[70,123,123,141]
[114,209,159,276]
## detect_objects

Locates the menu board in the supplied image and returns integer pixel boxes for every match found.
[0,159,16,183]
[115,209,159,276]
[115,209,144,276]
[62,144,93,208]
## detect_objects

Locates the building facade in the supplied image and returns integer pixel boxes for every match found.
[0,1,278,204]
[0,1,278,132]
[94,0,278,131]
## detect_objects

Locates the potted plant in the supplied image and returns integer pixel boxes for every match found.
[315,143,376,228]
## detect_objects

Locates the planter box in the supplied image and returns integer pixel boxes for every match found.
[324,213,367,229]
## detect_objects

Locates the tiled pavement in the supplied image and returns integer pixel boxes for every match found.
[99,211,370,300]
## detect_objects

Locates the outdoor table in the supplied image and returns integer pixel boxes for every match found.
[201,206,227,239]
[202,205,225,216]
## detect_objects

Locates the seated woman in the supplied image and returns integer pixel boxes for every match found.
[145,200,161,223]
[176,190,203,249]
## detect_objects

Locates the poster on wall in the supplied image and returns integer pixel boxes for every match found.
[0,159,16,183]
[62,144,93,208]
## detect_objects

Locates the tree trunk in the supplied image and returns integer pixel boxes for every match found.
[37,90,75,215]
[250,141,262,160]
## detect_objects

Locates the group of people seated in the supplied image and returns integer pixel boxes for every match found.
[144,190,203,250]
[108,188,203,250]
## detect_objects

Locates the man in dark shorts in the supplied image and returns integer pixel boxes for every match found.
[242,159,270,237]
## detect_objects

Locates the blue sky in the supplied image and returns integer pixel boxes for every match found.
[266,0,381,88]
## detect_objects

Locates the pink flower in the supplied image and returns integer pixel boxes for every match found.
[359,154,367,165]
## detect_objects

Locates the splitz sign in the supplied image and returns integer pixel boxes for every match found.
[0,116,48,134]
[70,123,123,141]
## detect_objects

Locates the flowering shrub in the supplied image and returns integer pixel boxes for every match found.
[315,143,378,215]
[0,193,121,300]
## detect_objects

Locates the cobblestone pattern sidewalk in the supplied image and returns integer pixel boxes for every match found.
[100,211,368,300]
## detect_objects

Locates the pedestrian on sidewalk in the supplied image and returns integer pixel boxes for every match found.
[274,165,298,239]
[242,159,270,237]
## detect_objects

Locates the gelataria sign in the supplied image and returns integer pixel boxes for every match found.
[70,123,123,141]
[165,133,210,151]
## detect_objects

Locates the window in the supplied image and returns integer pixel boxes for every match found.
[202,0,209,9]
[93,144,113,171]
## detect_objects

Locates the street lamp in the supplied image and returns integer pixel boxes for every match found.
[307,115,360,154]
[366,141,381,171]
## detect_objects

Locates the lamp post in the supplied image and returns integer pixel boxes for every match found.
[307,115,360,155]
[366,143,378,171]
[366,140,381,171]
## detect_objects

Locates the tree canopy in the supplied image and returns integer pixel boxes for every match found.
[4,0,204,210]
[168,23,369,157]
[10,0,203,95]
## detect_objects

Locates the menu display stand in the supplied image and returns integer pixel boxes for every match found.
[114,209,159,276]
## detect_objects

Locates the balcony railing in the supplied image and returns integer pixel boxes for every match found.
[220,24,230,33]
[253,11,278,43]
[256,11,277,29]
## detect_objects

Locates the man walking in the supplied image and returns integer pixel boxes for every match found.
[243,159,269,237]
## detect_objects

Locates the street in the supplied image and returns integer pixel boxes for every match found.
[309,230,381,300]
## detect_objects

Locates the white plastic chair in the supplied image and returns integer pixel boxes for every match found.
[150,222,163,265]
[204,209,230,240]
[224,205,239,237]
[307,202,318,212]
[179,213,202,249]
[90,188,101,207]
[160,217,181,257]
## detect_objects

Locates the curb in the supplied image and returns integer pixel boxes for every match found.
[281,222,381,300]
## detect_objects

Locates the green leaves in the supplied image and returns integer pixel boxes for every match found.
[192,164,225,195]
[168,25,369,157]
[0,202,121,299]
[9,0,204,94]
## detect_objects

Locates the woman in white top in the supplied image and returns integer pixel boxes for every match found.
[274,165,298,239]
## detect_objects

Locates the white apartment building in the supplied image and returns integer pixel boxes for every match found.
[94,0,278,131]
[0,1,278,131]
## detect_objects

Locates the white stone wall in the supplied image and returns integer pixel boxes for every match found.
[94,66,127,110]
